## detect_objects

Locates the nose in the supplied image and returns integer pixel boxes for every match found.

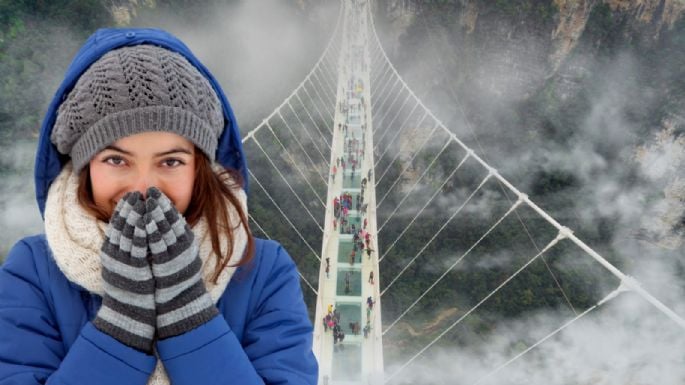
[130,170,159,199]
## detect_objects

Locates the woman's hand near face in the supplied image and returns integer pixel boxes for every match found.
[92,191,156,353]
[144,187,217,339]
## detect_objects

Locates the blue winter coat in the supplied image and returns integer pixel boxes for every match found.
[0,28,317,384]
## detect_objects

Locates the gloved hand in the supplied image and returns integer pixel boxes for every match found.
[93,191,156,353]
[144,187,218,339]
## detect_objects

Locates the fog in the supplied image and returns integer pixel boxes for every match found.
[1,2,683,383]
[372,4,685,384]
[384,292,685,385]
[130,0,336,126]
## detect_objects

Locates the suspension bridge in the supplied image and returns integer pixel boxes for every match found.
[240,1,685,384]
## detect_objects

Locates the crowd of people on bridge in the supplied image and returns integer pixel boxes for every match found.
[322,18,382,367]
[332,191,373,238]
[322,301,374,348]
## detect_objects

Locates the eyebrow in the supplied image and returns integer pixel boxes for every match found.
[103,145,193,157]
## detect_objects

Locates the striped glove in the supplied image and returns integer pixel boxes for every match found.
[145,187,218,339]
[93,191,156,353]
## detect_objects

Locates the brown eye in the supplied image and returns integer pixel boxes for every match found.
[161,158,184,168]
[103,156,126,166]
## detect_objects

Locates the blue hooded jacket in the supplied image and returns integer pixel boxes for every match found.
[0,28,317,384]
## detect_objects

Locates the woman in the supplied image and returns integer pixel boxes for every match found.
[0,28,317,384]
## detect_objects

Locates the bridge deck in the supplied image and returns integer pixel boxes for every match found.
[313,1,383,384]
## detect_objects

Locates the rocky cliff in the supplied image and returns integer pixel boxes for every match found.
[380,0,685,77]
[373,0,685,249]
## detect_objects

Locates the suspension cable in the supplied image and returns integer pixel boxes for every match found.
[374,91,413,141]
[373,76,401,113]
[371,71,395,115]
[244,1,342,143]
[418,5,579,317]
[384,230,567,383]
[378,144,467,233]
[368,2,672,325]
[373,99,420,154]
[302,81,333,131]
[286,100,329,162]
[310,68,334,107]
[374,82,408,131]
[241,121,265,144]
[320,54,338,86]
[375,107,432,169]
[295,93,332,147]
[375,114,438,191]
[371,64,393,99]
[371,57,391,89]
[277,110,328,184]
[265,121,326,207]
[471,285,626,385]
[306,76,335,123]
[248,169,321,261]
[313,63,336,101]
[251,136,324,232]
[248,213,271,239]
[380,170,492,276]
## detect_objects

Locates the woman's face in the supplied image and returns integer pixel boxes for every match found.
[89,131,196,217]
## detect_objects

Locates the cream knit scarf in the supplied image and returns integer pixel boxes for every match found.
[44,163,248,385]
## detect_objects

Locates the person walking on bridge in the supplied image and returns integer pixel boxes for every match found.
[325,257,331,279]
[344,271,351,294]
[367,296,375,310]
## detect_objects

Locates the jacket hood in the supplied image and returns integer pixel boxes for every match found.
[34,27,248,218]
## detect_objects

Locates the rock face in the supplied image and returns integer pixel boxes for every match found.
[550,0,597,73]
[372,0,685,249]
[374,0,685,138]
[109,0,156,26]
[380,0,685,78]
[549,0,685,70]
[605,0,685,29]
[634,125,685,250]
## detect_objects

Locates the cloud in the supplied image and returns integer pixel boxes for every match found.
[373,8,685,385]
[0,141,42,257]
[130,0,339,128]
[384,289,685,385]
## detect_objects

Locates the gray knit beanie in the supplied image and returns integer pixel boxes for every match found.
[51,44,224,173]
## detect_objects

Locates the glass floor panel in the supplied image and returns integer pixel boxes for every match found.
[337,191,362,214]
[331,342,362,381]
[347,114,361,125]
[343,130,362,143]
[339,214,361,235]
[337,239,362,265]
[343,172,361,188]
[341,154,363,169]
[336,267,362,296]
[335,302,362,336]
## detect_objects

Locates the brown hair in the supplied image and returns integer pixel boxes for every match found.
[77,151,255,283]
